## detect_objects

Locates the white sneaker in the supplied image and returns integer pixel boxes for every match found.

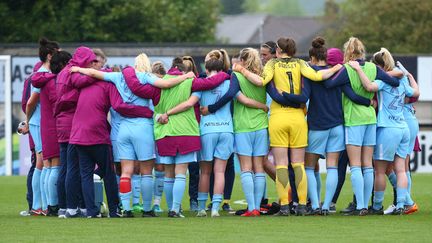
[384,204,396,215]
[20,210,30,216]
[196,209,207,217]
[58,208,67,218]
[211,210,220,218]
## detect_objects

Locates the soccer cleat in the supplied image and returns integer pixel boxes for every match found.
[168,211,185,218]
[222,203,234,212]
[392,208,404,215]
[190,200,199,212]
[47,205,59,216]
[321,209,330,216]
[20,210,30,216]
[65,210,82,218]
[196,209,207,217]
[295,204,307,216]
[368,207,384,215]
[289,202,297,215]
[274,204,290,216]
[305,208,321,216]
[132,204,143,213]
[240,209,260,217]
[122,210,134,218]
[384,204,396,215]
[58,208,67,218]
[41,209,48,216]
[340,202,356,214]
[152,204,163,213]
[343,208,368,216]
[235,209,248,216]
[404,203,418,215]
[329,203,336,213]
[87,213,102,218]
[267,202,281,215]
[30,209,43,216]
[142,210,158,217]
[211,210,220,218]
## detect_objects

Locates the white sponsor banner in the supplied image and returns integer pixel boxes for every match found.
[5,56,174,102]
[417,56,432,101]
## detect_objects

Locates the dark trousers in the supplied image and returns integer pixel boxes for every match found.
[332,150,349,203]
[76,144,118,217]
[66,144,85,209]
[58,143,68,209]
[209,154,235,201]
[188,162,200,202]
[26,149,36,211]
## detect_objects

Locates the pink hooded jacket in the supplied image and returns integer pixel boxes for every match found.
[55,46,97,143]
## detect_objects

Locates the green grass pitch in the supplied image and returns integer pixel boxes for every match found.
[0,174,430,242]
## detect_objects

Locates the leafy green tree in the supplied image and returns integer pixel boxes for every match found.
[324,0,432,54]
[0,0,220,43]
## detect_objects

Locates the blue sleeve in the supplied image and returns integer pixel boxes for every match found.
[376,67,399,87]
[266,81,299,107]
[281,78,310,103]
[103,72,122,85]
[136,72,158,85]
[208,74,240,113]
[192,91,201,99]
[402,78,414,97]
[375,80,385,91]
[341,83,370,106]
[324,67,349,89]
[31,85,40,93]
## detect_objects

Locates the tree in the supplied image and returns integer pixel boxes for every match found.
[324,0,432,54]
[0,0,220,43]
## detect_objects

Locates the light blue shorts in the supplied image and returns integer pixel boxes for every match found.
[306,125,345,158]
[406,118,419,154]
[111,140,120,163]
[235,129,269,157]
[345,124,376,146]
[374,127,410,161]
[200,132,234,161]
[29,124,42,153]
[159,151,198,164]
[117,123,156,161]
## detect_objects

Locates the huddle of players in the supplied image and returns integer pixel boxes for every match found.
[21,35,419,218]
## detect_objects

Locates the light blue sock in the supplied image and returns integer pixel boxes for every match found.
[240,171,255,211]
[212,194,223,212]
[44,167,51,206]
[362,167,374,209]
[119,191,132,211]
[132,174,141,205]
[405,171,414,206]
[254,173,266,210]
[40,167,47,210]
[350,166,364,209]
[154,171,165,200]
[197,192,208,211]
[141,175,153,212]
[396,187,407,209]
[163,177,174,210]
[322,167,338,210]
[306,167,319,210]
[387,172,397,189]
[48,166,59,206]
[373,191,384,210]
[315,171,321,202]
[172,174,186,213]
[31,168,42,210]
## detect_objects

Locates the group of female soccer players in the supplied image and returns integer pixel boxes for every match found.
[21,35,419,218]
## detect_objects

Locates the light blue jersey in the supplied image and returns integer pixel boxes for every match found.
[109,108,121,140]
[376,76,413,128]
[103,72,157,125]
[193,79,233,135]
[28,66,49,126]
